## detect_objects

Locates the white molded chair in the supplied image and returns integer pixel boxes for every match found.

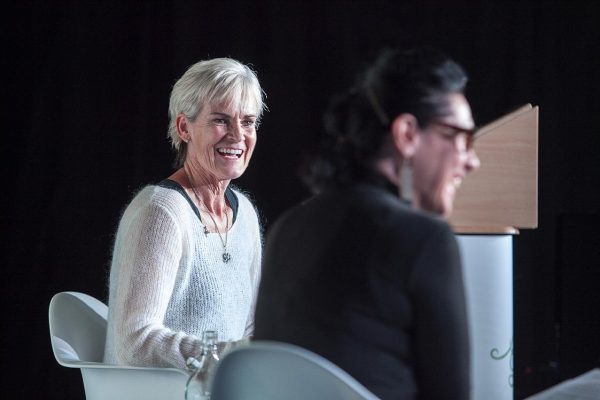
[210,341,380,400]
[48,291,188,400]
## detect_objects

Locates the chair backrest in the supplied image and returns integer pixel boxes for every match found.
[49,291,108,366]
[48,291,188,400]
[210,341,380,400]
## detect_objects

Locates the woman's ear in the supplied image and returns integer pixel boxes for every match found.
[176,113,191,143]
[390,113,419,158]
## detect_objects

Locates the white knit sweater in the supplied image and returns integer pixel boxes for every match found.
[104,184,262,369]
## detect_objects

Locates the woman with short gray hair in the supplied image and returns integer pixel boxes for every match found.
[105,57,266,369]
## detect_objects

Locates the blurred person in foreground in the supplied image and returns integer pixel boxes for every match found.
[104,57,265,369]
[254,47,480,399]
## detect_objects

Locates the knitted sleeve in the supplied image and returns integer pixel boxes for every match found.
[105,189,202,369]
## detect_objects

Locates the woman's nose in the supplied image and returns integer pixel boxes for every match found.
[466,148,481,172]
[228,123,244,141]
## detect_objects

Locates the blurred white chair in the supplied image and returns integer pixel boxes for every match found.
[211,341,380,400]
[48,291,188,400]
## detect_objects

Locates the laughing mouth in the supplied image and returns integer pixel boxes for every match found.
[217,148,243,158]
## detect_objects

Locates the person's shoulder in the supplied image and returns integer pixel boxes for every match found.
[114,184,192,239]
[401,203,450,230]
[229,185,253,204]
[353,185,453,240]
[394,203,453,238]
[229,186,260,216]
[124,183,191,216]
[229,185,262,224]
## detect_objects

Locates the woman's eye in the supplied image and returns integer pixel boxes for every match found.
[242,120,256,128]
[213,118,227,125]
[454,133,469,150]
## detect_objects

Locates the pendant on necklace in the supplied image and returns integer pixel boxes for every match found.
[222,252,232,263]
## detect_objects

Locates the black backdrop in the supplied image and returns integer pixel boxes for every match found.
[3,1,600,398]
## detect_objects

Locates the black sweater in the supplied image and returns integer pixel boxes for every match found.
[254,176,470,400]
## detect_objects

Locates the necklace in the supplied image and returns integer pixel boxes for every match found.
[204,205,231,263]
[184,170,232,263]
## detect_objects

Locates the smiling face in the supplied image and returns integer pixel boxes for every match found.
[411,93,480,217]
[181,101,258,184]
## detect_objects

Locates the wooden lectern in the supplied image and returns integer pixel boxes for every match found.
[449,104,538,400]
[451,104,539,233]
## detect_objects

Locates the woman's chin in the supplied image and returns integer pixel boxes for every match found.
[428,198,454,218]
[220,168,246,181]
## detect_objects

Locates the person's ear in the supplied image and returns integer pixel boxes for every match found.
[390,113,419,158]
[176,113,192,143]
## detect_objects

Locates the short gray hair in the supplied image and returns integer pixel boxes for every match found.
[167,58,266,167]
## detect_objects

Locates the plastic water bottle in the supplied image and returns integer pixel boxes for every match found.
[185,331,220,400]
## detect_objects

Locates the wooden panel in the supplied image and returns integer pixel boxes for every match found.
[451,104,538,233]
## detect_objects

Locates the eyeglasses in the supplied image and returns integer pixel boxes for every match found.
[427,120,477,151]
[362,83,477,150]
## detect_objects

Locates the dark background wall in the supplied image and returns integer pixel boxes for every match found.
[3,1,599,398]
